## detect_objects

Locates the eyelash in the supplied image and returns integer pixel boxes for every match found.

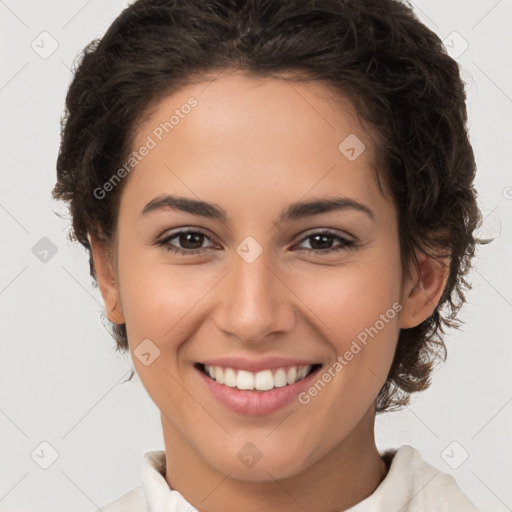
[157,229,356,256]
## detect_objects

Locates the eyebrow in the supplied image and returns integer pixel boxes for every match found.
[141,194,375,223]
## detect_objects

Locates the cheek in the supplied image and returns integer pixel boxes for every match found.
[290,252,402,387]
[293,256,402,338]
[116,248,210,402]
[120,261,213,344]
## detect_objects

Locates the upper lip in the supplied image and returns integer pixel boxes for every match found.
[198,357,321,373]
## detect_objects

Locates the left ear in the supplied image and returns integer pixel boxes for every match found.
[400,249,450,329]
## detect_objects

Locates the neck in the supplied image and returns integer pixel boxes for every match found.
[162,405,387,512]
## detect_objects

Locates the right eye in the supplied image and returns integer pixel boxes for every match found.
[157,229,217,255]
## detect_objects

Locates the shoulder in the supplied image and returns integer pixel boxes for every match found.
[377,445,479,512]
[89,486,147,512]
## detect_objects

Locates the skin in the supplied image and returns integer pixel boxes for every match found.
[91,70,448,512]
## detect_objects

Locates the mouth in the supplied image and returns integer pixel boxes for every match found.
[194,362,322,392]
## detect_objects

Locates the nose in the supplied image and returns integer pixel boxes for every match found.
[213,244,296,344]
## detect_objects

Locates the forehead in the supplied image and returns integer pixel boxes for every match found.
[137,70,372,157]
[125,71,386,218]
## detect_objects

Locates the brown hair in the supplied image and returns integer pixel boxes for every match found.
[52,0,484,412]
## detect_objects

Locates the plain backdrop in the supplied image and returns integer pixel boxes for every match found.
[1,0,511,511]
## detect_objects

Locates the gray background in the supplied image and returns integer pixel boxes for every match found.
[1,0,511,510]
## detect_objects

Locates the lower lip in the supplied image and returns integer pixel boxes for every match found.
[196,366,320,415]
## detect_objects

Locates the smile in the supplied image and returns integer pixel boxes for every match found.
[199,363,320,391]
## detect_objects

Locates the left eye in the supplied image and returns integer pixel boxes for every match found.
[157,229,355,255]
[295,231,355,253]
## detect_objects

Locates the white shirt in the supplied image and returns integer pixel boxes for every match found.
[94,445,479,511]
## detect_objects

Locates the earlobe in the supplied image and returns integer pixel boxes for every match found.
[399,249,450,329]
[89,235,125,325]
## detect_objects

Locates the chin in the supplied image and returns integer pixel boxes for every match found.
[203,437,316,482]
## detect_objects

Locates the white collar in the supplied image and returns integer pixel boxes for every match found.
[140,451,194,511]
[139,445,478,511]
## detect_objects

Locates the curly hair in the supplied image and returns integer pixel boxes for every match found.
[52,0,484,412]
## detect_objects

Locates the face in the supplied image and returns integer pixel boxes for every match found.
[92,70,437,481]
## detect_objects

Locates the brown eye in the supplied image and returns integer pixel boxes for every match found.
[176,232,205,250]
[296,230,356,254]
[158,229,216,255]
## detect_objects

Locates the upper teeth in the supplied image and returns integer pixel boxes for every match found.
[204,365,312,391]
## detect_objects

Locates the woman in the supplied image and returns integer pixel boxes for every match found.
[53,0,482,510]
